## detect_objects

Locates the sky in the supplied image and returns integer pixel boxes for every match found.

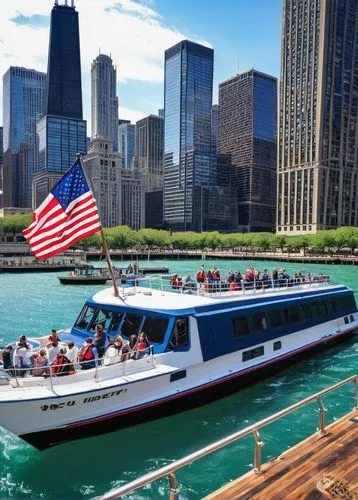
[0,0,282,129]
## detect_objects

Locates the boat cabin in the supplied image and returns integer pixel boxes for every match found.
[69,283,357,362]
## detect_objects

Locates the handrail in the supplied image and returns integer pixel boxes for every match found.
[98,374,358,500]
[1,345,156,390]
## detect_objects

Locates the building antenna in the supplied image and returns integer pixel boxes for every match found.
[237,51,240,74]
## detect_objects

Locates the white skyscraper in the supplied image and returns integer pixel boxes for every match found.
[91,54,118,150]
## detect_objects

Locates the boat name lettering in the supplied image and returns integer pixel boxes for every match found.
[40,400,76,411]
[39,390,127,411]
[83,389,127,404]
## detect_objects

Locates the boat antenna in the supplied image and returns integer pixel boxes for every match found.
[77,153,125,302]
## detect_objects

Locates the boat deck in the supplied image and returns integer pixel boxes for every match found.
[205,409,358,500]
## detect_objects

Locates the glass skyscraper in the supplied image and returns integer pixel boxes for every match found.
[277,0,358,234]
[135,114,164,228]
[2,67,46,208]
[91,54,118,151]
[219,69,277,232]
[118,121,135,169]
[164,40,214,231]
[33,1,86,207]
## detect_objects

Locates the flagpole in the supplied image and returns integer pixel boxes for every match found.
[77,153,121,299]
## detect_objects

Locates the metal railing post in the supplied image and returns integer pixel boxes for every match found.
[94,356,99,381]
[168,472,179,500]
[49,366,54,391]
[253,429,264,474]
[317,396,327,434]
[354,377,358,410]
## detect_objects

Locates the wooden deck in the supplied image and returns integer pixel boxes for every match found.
[205,410,358,500]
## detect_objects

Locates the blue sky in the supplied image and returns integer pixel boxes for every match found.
[0,0,282,127]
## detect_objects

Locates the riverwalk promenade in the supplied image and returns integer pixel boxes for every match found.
[0,243,357,270]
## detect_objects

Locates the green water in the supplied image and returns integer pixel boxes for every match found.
[0,258,357,499]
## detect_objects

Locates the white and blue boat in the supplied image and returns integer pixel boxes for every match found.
[0,276,357,450]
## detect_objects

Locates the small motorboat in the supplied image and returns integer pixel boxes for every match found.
[57,265,108,285]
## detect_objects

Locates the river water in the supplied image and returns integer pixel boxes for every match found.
[0,258,357,499]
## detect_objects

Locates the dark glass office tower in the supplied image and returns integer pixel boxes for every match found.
[46,0,82,119]
[219,69,277,232]
[164,40,214,231]
[2,67,46,208]
[277,0,358,234]
[33,1,86,207]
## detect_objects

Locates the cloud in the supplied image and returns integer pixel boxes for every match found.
[0,0,211,127]
[10,12,49,28]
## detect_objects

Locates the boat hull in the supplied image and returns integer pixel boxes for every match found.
[19,330,355,451]
[58,277,108,285]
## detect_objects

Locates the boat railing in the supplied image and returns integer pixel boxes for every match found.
[2,346,156,391]
[122,274,332,299]
[98,374,358,500]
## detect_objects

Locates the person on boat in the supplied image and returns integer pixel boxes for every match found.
[128,334,138,359]
[135,332,150,359]
[170,274,179,290]
[13,339,32,376]
[78,338,97,369]
[51,348,74,376]
[2,345,14,375]
[115,335,129,361]
[126,263,134,275]
[65,341,79,365]
[196,267,206,290]
[183,274,196,292]
[32,349,49,377]
[104,339,119,366]
[48,339,61,365]
[93,324,106,357]
[46,329,60,348]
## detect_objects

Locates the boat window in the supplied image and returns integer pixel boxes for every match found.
[310,302,321,318]
[108,312,123,335]
[317,301,328,316]
[326,299,337,313]
[142,316,168,344]
[301,303,313,320]
[121,313,143,337]
[232,316,249,336]
[74,305,97,330]
[242,346,264,362]
[268,309,282,328]
[283,306,300,324]
[252,313,268,332]
[168,318,189,349]
[89,309,112,332]
[336,295,356,314]
[273,341,282,351]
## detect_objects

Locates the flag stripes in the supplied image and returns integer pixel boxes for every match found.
[23,162,101,259]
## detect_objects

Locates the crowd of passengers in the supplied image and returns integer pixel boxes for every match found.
[170,266,327,292]
[1,325,151,378]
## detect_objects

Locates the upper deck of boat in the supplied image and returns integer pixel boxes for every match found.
[204,409,358,500]
[91,279,346,314]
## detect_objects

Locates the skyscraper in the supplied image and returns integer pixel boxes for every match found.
[33,0,86,207]
[2,67,46,208]
[135,114,164,227]
[277,0,358,234]
[46,0,82,119]
[118,121,135,169]
[83,138,143,229]
[219,69,277,232]
[164,40,213,231]
[91,54,118,150]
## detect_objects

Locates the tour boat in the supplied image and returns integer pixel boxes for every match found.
[0,276,357,450]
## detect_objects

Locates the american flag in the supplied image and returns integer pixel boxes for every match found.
[23,159,101,259]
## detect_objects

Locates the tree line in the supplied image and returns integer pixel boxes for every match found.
[1,214,358,255]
